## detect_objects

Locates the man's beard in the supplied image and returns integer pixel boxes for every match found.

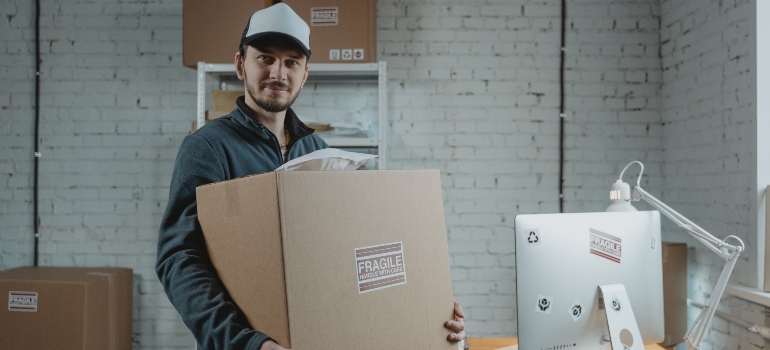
[245,71,300,113]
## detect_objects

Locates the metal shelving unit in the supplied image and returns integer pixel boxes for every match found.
[196,61,388,169]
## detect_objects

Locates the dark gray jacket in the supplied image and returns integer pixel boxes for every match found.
[156,97,328,350]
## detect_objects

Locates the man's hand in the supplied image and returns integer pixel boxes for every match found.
[444,300,466,342]
[259,340,289,350]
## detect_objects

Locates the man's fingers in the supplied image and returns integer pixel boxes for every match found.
[454,300,465,318]
[447,330,467,342]
[444,319,465,332]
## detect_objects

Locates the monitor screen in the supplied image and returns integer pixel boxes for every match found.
[514,211,665,350]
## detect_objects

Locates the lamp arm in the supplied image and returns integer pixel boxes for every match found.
[631,186,743,259]
[629,185,745,350]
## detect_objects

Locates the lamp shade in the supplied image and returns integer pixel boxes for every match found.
[605,180,637,212]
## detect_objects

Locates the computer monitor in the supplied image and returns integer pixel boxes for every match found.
[514,211,665,350]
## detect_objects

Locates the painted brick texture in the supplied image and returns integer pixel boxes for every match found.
[0,0,196,348]
[660,0,769,349]
[1,0,764,349]
[379,0,663,336]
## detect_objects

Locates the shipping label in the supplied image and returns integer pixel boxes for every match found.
[355,242,407,293]
[590,228,621,263]
[8,291,38,312]
[311,7,338,26]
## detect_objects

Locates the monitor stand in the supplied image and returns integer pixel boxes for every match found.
[598,283,645,350]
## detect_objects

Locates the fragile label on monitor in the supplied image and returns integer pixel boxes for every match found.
[355,242,406,293]
[311,7,338,26]
[589,228,621,263]
[8,291,38,312]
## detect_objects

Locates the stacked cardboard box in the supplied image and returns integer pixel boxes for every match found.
[280,0,377,63]
[0,267,133,350]
[183,0,377,67]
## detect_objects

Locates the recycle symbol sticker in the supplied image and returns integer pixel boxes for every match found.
[526,229,541,245]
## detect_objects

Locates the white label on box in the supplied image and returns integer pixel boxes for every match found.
[329,49,340,60]
[355,242,407,293]
[311,7,338,26]
[8,291,38,312]
[353,49,364,60]
[341,49,353,60]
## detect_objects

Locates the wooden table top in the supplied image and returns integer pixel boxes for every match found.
[467,337,668,350]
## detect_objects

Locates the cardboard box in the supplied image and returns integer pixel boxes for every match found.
[211,89,242,111]
[659,242,688,348]
[0,267,132,350]
[196,170,455,350]
[280,0,377,63]
[183,0,272,68]
[206,109,233,121]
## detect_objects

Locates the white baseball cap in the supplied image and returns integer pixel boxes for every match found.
[240,3,311,58]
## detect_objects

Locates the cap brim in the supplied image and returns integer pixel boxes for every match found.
[241,32,312,58]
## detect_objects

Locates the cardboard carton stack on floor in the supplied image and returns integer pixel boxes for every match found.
[0,267,133,350]
[197,169,456,350]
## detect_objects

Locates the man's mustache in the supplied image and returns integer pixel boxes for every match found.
[261,81,291,91]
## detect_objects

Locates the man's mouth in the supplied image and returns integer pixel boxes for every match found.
[262,82,290,93]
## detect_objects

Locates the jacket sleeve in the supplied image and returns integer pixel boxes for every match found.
[156,134,272,350]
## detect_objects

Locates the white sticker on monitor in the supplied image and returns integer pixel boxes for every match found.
[535,294,552,314]
[310,7,338,26]
[8,291,38,312]
[525,228,541,245]
[355,242,406,293]
[568,300,584,322]
[590,228,621,263]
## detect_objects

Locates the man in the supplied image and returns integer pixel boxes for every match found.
[156,4,465,349]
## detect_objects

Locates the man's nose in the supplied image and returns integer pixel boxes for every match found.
[269,62,286,80]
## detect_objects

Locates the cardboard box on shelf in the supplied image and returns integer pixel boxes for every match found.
[280,0,377,63]
[196,170,455,350]
[0,267,133,350]
[206,110,233,121]
[659,242,688,348]
[211,89,243,111]
[183,0,273,68]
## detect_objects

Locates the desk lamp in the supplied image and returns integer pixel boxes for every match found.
[605,161,745,350]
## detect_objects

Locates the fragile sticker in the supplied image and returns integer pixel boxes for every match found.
[535,294,552,314]
[8,291,37,312]
[355,242,406,293]
[590,228,621,263]
[311,7,338,26]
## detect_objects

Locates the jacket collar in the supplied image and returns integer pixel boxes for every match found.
[235,96,315,143]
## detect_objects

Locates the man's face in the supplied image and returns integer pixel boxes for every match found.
[236,38,309,113]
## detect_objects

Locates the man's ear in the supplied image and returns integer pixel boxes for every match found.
[235,51,245,81]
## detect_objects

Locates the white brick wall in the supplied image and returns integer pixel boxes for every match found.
[660,0,769,349]
[1,0,196,348]
[1,0,763,348]
[380,0,663,337]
